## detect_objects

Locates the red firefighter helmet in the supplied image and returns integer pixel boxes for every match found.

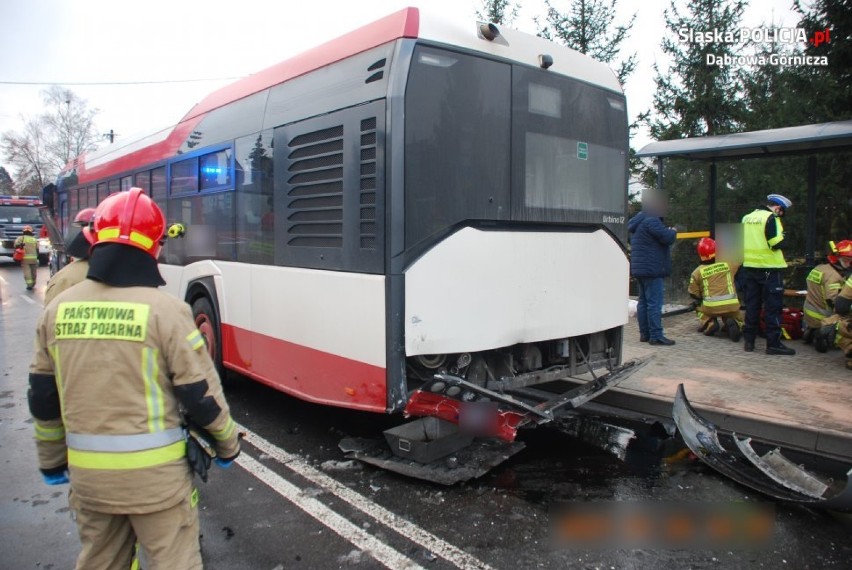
[22,225,34,234]
[836,240,852,258]
[92,187,165,259]
[73,207,96,226]
[697,237,716,261]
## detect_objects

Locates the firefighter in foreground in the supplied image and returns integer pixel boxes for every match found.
[803,240,852,347]
[28,188,240,569]
[43,208,96,305]
[740,194,795,355]
[688,237,743,341]
[14,224,39,290]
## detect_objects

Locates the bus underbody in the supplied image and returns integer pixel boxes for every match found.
[344,329,649,484]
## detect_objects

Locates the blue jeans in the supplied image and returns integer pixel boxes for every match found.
[637,277,665,340]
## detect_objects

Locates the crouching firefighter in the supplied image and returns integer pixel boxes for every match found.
[805,240,851,348]
[688,238,743,341]
[27,188,240,569]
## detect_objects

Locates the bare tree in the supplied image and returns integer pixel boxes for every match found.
[1,86,99,194]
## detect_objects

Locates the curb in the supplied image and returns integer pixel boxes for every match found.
[590,385,852,464]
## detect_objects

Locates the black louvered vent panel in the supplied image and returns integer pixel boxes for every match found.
[359,118,377,249]
[368,58,387,71]
[287,125,344,248]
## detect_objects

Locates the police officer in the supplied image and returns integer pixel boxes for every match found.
[43,208,96,305]
[803,240,851,347]
[14,224,39,290]
[28,188,240,569]
[740,194,795,355]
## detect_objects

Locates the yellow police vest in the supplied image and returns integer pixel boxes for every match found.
[742,209,786,269]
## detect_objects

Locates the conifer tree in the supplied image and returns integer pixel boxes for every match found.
[536,0,637,85]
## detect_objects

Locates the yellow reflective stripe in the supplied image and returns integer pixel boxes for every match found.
[47,345,66,416]
[142,347,165,432]
[703,298,739,308]
[804,307,830,321]
[209,417,236,441]
[130,544,141,570]
[97,227,120,241]
[827,283,841,291]
[68,440,186,470]
[807,270,823,285]
[186,330,205,351]
[97,227,154,249]
[34,422,65,442]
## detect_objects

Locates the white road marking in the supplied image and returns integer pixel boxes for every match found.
[0,275,7,283]
[239,425,495,570]
[19,294,36,304]
[236,453,425,570]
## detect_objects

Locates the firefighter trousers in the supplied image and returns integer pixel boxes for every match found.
[69,488,202,570]
[21,261,37,288]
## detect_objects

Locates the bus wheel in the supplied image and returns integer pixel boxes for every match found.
[192,297,225,380]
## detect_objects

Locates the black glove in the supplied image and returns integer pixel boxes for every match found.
[185,428,214,483]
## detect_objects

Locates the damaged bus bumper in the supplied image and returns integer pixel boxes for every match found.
[342,357,648,485]
[673,384,852,510]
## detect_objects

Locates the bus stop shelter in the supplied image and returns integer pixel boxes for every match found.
[636,120,852,265]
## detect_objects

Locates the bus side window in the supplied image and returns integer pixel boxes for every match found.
[134,170,151,195]
[151,167,167,208]
[171,158,198,195]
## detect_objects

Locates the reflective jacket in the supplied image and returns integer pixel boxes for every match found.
[836,276,852,317]
[29,279,240,514]
[742,209,786,269]
[14,234,39,264]
[688,261,741,316]
[44,259,89,306]
[803,263,844,327]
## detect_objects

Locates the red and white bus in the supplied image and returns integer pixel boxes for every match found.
[55,8,632,456]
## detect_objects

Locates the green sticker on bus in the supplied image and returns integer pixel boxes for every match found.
[577,142,588,160]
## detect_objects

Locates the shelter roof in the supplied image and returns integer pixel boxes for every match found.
[636,120,852,160]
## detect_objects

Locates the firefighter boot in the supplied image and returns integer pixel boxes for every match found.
[725,318,742,342]
[802,327,815,345]
[814,323,837,354]
[704,319,720,336]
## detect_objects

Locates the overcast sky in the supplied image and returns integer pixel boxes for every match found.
[0,0,801,169]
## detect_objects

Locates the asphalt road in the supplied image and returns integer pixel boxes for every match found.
[1,259,850,570]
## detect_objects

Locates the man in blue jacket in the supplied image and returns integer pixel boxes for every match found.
[628,189,678,346]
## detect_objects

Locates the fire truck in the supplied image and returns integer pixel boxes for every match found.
[0,195,51,265]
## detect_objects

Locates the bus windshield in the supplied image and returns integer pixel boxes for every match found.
[404,45,628,249]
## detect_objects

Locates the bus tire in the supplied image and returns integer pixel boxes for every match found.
[191,296,227,382]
